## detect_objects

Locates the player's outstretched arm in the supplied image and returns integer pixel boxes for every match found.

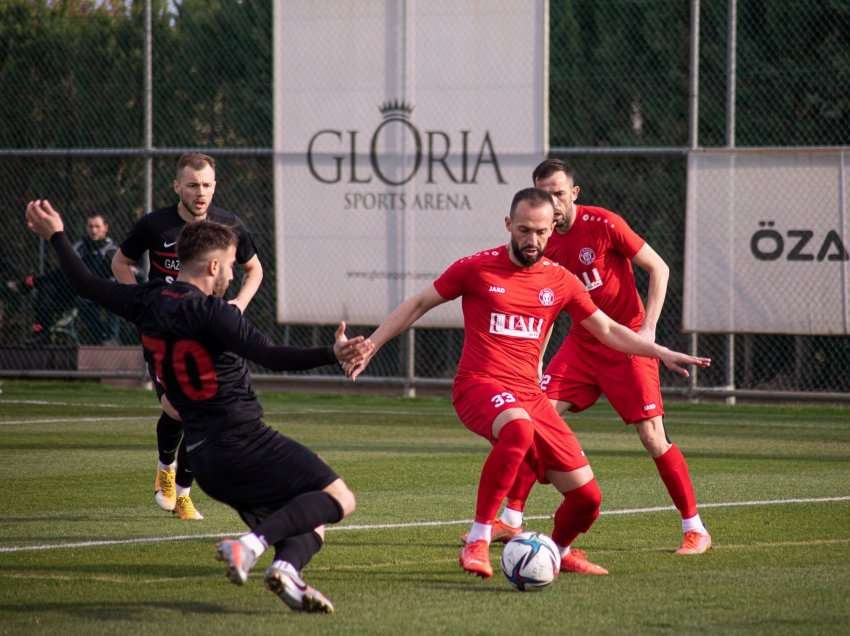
[26,200,139,320]
[347,285,448,381]
[580,309,710,377]
[207,304,371,372]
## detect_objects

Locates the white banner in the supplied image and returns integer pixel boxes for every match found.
[273,1,548,326]
[683,150,850,335]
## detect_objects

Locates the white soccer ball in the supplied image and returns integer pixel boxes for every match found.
[500,531,560,591]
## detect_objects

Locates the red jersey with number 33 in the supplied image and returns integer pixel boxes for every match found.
[544,205,646,342]
[433,245,597,394]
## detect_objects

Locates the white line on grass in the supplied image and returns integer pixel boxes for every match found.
[0,400,454,419]
[0,399,155,409]
[0,416,151,426]
[1,495,848,555]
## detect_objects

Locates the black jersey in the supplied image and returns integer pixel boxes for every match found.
[50,232,334,443]
[120,204,257,283]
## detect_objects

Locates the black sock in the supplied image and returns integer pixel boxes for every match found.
[274,531,323,572]
[254,492,344,546]
[175,437,194,489]
[156,412,183,466]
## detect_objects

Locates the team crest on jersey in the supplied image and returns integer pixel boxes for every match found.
[579,247,596,265]
[538,288,555,306]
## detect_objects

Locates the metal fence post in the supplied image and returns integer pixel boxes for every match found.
[139,0,154,387]
[724,0,738,405]
[404,328,416,398]
[144,0,153,220]
[687,0,701,401]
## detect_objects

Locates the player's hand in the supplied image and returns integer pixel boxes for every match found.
[660,349,711,377]
[345,340,375,381]
[25,200,64,239]
[332,321,374,370]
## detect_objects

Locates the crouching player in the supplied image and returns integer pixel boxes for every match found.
[25,199,374,613]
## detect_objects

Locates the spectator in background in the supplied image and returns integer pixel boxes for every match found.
[73,214,119,344]
[12,213,119,345]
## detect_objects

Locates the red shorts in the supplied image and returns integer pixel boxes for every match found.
[542,336,664,423]
[452,379,589,479]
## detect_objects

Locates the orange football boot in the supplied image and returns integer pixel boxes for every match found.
[676,531,712,555]
[459,539,493,578]
[560,548,608,575]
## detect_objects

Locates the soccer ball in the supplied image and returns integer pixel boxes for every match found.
[500,531,560,591]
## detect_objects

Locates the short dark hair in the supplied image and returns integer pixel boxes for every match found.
[177,221,237,264]
[532,158,575,184]
[509,187,555,218]
[86,213,108,225]
[176,153,216,178]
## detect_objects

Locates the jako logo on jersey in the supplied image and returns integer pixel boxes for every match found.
[642,403,657,411]
[488,285,506,294]
[538,288,555,306]
[579,247,595,265]
[489,312,544,339]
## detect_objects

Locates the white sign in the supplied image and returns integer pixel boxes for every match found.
[683,150,850,335]
[273,1,548,326]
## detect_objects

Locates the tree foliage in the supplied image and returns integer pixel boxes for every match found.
[0,0,847,387]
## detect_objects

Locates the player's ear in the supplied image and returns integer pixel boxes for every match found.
[504,215,512,232]
[173,180,180,195]
[572,185,581,201]
[208,257,219,277]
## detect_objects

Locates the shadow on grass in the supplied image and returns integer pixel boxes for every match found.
[0,443,150,452]
[3,563,217,578]
[0,511,174,524]
[316,569,511,592]
[0,601,254,619]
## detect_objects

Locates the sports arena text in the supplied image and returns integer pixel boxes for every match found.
[343,191,471,211]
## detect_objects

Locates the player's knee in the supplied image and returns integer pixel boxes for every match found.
[577,480,602,532]
[324,479,356,519]
[571,478,602,517]
[498,418,535,451]
[636,417,670,457]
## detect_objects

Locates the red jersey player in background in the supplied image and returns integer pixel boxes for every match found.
[488,159,712,556]
[347,188,710,579]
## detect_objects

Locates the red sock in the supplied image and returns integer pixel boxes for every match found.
[653,444,698,519]
[506,459,537,512]
[474,419,534,524]
[551,479,602,548]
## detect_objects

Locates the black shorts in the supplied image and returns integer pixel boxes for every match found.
[188,420,339,529]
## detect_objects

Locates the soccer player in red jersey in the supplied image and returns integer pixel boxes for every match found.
[490,159,712,556]
[348,188,710,577]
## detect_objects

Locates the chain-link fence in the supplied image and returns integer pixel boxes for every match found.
[0,0,848,398]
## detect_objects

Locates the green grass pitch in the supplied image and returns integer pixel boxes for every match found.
[1,380,848,635]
